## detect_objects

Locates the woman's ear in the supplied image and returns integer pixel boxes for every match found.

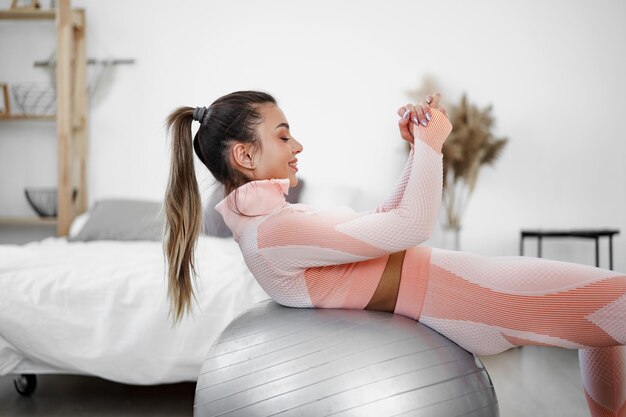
[231,143,255,170]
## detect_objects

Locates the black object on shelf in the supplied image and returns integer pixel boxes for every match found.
[520,229,620,270]
[24,187,77,218]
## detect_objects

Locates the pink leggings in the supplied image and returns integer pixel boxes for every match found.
[417,247,626,417]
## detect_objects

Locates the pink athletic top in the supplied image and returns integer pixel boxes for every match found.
[215,108,453,320]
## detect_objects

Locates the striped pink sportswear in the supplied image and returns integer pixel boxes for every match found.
[215,108,626,417]
[216,108,452,320]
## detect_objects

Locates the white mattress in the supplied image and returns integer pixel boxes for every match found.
[0,235,270,385]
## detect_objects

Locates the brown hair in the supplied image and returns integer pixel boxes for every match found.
[163,90,277,325]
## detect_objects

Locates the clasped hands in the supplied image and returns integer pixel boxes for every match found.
[397,93,448,144]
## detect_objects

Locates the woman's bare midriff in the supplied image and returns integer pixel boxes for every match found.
[364,250,406,313]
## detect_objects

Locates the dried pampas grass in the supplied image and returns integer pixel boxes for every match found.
[442,93,508,229]
[406,78,508,232]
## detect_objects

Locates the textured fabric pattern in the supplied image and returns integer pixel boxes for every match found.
[203,180,306,238]
[215,107,452,310]
[420,248,626,354]
[419,247,626,417]
[215,105,626,417]
[579,347,626,417]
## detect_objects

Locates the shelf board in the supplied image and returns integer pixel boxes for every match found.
[0,216,57,226]
[0,114,55,121]
[0,9,56,20]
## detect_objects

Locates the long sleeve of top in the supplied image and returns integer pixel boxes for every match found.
[216,108,453,316]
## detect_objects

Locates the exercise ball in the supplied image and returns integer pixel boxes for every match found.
[194,299,499,416]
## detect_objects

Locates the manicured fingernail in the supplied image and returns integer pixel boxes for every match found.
[426,112,431,121]
[421,119,428,127]
[403,109,410,119]
[412,116,419,125]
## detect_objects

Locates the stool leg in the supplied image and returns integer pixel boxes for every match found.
[596,237,600,268]
[609,236,614,271]
[538,236,542,258]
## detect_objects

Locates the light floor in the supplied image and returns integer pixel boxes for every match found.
[479,346,590,417]
[0,345,591,417]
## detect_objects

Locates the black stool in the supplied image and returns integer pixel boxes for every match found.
[520,229,620,270]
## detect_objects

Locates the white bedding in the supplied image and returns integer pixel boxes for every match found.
[0,235,270,385]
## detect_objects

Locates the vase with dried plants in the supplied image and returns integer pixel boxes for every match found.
[439,92,509,250]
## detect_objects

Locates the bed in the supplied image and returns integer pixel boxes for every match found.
[0,179,386,395]
[0,196,271,393]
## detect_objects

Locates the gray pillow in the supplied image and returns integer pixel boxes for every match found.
[203,179,305,238]
[202,186,232,238]
[69,199,165,242]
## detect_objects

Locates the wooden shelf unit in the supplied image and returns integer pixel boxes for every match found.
[0,0,88,236]
[0,10,55,20]
[0,114,55,120]
[0,216,57,226]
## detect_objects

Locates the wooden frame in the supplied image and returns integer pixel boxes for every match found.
[0,1,88,236]
[0,83,9,116]
[56,0,88,236]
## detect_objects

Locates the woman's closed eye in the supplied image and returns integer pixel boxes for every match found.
[281,137,291,141]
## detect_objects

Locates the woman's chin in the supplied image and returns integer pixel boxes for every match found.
[289,176,298,187]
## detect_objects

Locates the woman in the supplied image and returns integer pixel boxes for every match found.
[164,90,625,416]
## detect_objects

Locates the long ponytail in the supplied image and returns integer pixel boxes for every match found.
[163,91,277,325]
[164,107,203,325]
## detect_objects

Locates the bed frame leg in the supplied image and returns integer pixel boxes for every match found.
[14,374,37,396]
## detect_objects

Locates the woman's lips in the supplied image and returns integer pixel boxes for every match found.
[289,159,298,172]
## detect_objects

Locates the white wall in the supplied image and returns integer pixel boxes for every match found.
[1,0,625,272]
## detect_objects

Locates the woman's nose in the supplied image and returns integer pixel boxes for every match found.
[293,138,303,153]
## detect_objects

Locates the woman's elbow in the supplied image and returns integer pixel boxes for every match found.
[407,213,436,246]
